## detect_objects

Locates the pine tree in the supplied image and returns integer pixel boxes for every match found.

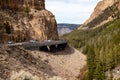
[86,45,96,80]
[94,56,105,80]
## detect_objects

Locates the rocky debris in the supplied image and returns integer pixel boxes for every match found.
[10,70,42,80]
[112,66,120,79]
[0,46,55,80]
[0,0,58,43]
[106,66,120,80]
[79,0,120,29]
[49,76,66,80]
[0,46,86,80]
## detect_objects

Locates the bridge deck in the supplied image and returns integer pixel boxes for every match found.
[0,40,68,52]
[22,40,67,48]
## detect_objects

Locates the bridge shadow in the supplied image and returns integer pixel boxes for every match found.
[49,45,75,55]
[23,42,73,54]
[4,46,57,77]
[24,44,75,55]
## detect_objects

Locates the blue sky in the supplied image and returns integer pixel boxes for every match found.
[45,0,101,24]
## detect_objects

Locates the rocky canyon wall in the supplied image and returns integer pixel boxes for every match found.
[0,0,59,43]
[0,0,45,10]
[79,0,120,29]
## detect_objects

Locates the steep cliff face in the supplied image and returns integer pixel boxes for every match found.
[0,0,45,10]
[79,0,120,29]
[29,10,58,40]
[0,0,58,43]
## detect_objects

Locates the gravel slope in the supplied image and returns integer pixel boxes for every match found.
[0,46,86,80]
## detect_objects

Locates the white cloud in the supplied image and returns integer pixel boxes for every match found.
[45,0,101,24]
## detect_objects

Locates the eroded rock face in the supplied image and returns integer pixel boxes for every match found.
[29,10,58,40]
[79,0,120,29]
[0,0,45,10]
[0,0,58,43]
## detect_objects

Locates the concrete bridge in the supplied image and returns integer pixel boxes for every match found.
[22,40,68,52]
[0,40,68,52]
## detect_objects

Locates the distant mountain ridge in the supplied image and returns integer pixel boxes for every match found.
[79,0,120,29]
[57,23,80,35]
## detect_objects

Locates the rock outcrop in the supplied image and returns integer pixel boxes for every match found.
[0,0,58,43]
[0,0,45,10]
[79,0,120,29]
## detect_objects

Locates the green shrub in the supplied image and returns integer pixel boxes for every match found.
[24,6,31,16]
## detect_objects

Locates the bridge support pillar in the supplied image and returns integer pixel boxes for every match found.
[49,45,56,52]
[39,46,48,51]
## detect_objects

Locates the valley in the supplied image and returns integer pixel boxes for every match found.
[0,46,86,80]
[0,0,120,80]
